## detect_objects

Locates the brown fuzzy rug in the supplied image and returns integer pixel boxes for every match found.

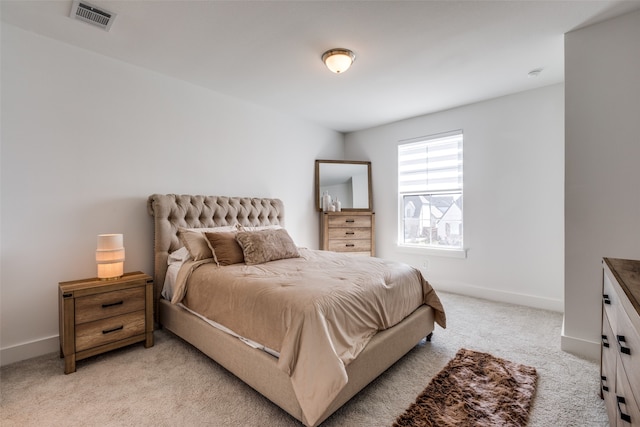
[393,348,538,427]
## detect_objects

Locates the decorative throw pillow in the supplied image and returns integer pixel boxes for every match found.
[236,228,300,266]
[236,224,283,232]
[204,231,245,266]
[178,226,236,261]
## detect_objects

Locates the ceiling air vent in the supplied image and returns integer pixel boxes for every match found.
[69,1,116,31]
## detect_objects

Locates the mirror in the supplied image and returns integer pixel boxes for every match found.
[315,160,372,211]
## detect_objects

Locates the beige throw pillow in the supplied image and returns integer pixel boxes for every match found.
[178,228,213,261]
[204,231,245,266]
[236,229,300,265]
[178,226,237,261]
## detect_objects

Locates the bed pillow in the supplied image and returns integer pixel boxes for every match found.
[178,226,236,261]
[237,224,283,232]
[204,231,245,266]
[168,246,191,264]
[236,228,300,265]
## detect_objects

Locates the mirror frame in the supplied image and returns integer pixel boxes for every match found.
[315,160,372,212]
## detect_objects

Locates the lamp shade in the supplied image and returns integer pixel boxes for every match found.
[322,49,355,74]
[96,234,125,279]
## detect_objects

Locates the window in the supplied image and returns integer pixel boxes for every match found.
[398,131,463,250]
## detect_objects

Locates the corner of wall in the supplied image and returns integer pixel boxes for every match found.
[560,316,600,361]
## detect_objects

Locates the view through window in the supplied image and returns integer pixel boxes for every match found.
[398,131,463,249]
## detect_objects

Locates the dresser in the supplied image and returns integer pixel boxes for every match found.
[601,258,640,426]
[58,271,154,374]
[320,211,375,256]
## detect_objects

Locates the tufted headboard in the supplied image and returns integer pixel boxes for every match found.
[147,194,285,307]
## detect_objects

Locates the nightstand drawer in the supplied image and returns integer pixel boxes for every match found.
[327,215,372,228]
[59,271,153,373]
[327,228,371,240]
[75,310,145,352]
[75,287,145,324]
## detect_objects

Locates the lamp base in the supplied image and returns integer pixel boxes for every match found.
[99,276,123,281]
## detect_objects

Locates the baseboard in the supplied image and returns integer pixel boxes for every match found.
[1,335,59,367]
[560,319,600,361]
[429,278,564,312]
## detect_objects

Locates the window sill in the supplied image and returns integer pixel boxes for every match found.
[397,245,467,259]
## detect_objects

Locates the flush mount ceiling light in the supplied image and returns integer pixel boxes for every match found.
[322,48,356,74]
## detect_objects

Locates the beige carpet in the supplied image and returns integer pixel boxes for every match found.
[1,292,607,426]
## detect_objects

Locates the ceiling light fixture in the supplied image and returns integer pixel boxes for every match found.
[322,48,356,74]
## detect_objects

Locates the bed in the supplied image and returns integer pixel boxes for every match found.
[147,194,445,426]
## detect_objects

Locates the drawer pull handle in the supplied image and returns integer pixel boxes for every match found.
[617,335,631,355]
[603,294,611,305]
[345,232,355,235]
[617,396,631,423]
[102,301,124,308]
[602,335,610,348]
[102,325,124,335]
[601,375,609,392]
[346,244,355,247]
[345,219,355,223]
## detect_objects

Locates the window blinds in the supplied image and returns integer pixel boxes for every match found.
[398,132,463,194]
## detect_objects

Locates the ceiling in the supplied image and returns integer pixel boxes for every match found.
[3,1,640,133]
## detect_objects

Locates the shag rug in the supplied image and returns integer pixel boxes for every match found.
[393,348,538,427]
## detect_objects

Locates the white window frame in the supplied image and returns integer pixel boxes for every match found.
[397,130,466,258]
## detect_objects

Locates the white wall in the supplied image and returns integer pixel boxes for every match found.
[563,10,640,359]
[0,25,343,365]
[345,85,565,312]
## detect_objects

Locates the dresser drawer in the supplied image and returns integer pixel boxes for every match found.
[616,357,640,426]
[75,286,145,324]
[321,212,375,256]
[603,272,620,332]
[327,228,371,241]
[602,310,618,420]
[327,215,372,228]
[602,258,640,427]
[328,239,371,253]
[75,310,145,352]
[616,307,640,400]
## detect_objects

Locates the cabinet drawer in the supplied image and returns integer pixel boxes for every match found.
[328,228,371,240]
[75,286,145,324]
[327,215,372,228]
[75,310,145,352]
[328,239,371,253]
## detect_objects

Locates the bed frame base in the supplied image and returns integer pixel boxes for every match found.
[160,300,435,426]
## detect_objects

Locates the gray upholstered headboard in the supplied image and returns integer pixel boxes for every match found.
[147,194,285,306]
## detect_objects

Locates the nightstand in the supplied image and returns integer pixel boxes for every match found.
[58,271,154,374]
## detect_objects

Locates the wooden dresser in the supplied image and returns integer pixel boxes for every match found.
[601,258,640,426]
[59,271,154,374]
[320,211,375,256]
